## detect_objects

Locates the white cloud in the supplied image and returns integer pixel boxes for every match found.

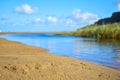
[81,12,99,24]
[15,4,37,14]
[72,9,99,24]
[66,19,74,25]
[118,2,120,10]
[47,16,58,23]
[1,15,8,20]
[34,18,41,23]
[65,19,76,26]
[73,9,81,18]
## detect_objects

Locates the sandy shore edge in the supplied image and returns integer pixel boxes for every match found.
[0,38,120,80]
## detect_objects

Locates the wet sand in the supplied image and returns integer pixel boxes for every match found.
[0,38,120,80]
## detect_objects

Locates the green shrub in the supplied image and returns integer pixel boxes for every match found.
[56,22,120,40]
[74,23,120,39]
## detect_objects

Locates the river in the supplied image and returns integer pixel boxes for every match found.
[0,34,120,69]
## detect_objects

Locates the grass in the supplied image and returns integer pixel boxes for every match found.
[55,22,120,40]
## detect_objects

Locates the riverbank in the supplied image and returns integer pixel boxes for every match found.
[0,38,120,80]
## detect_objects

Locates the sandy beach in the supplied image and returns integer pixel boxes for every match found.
[0,38,120,80]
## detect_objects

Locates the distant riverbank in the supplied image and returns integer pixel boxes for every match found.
[0,31,69,35]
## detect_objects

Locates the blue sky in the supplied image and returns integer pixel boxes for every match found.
[0,0,120,32]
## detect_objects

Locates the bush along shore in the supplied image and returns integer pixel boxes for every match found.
[56,22,120,40]
[74,23,120,39]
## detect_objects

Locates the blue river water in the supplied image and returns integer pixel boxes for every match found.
[0,34,120,69]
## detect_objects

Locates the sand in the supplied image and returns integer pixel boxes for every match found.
[0,38,120,80]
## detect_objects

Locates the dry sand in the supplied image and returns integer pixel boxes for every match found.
[0,38,120,80]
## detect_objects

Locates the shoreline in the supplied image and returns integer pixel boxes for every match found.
[1,36,119,70]
[0,38,120,80]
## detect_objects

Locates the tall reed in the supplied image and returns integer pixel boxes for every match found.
[73,23,120,39]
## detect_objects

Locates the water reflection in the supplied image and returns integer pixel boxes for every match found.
[0,34,120,69]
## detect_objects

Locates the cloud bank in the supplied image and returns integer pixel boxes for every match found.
[4,6,99,28]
